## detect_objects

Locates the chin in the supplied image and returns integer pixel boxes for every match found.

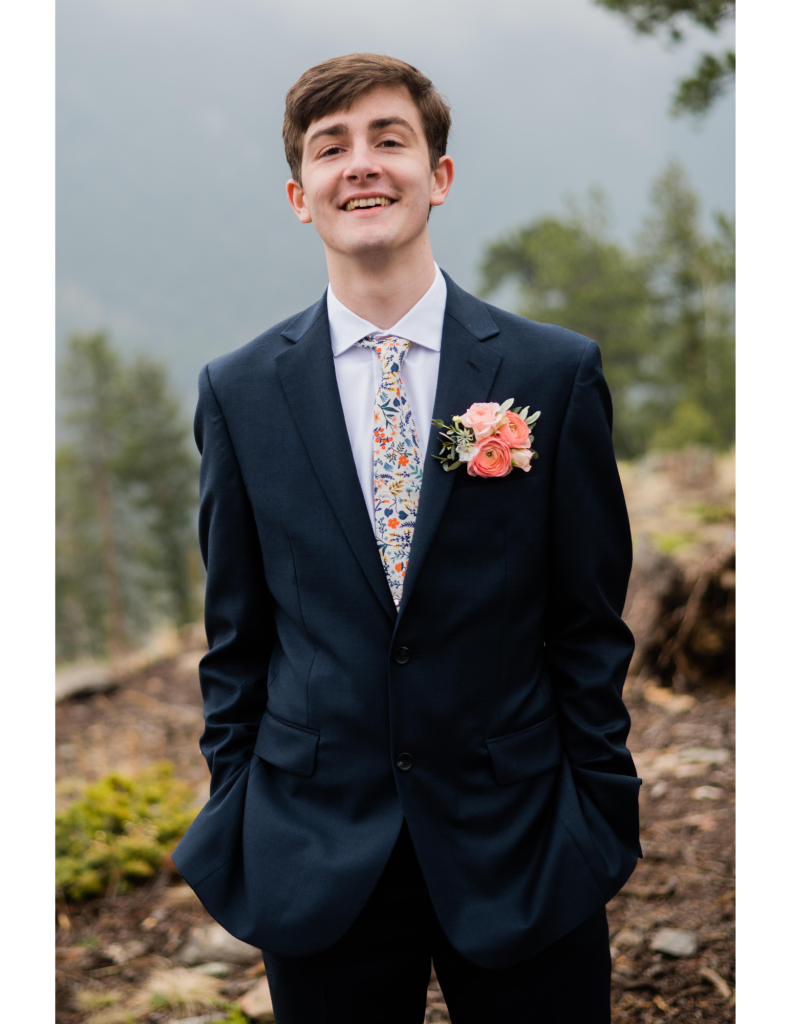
[339,229,402,256]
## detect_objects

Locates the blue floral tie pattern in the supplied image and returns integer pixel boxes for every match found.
[356,334,423,607]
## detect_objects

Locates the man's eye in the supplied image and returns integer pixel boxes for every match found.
[380,139,401,148]
[321,146,342,157]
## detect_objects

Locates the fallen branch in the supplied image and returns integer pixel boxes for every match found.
[611,976,658,991]
[700,966,732,999]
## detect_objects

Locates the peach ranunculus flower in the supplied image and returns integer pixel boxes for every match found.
[510,448,534,472]
[458,402,503,440]
[496,410,531,449]
[467,436,513,477]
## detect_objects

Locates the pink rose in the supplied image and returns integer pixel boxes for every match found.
[511,448,534,472]
[467,436,513,477]
[459,402,503,440]
[496,411,531,449]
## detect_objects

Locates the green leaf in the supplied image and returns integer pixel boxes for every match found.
[526,411,540,425]
[447,461,462,471]
[498,398,515,414]
[519,407,529,421]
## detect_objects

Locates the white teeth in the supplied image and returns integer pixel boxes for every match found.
[344,196,393,210]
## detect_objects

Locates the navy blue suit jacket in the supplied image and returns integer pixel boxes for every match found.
[172,271,641,969]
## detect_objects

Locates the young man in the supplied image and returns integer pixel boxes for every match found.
[173,53,641,1023]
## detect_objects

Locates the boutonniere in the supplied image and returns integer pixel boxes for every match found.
[432,399,540,477]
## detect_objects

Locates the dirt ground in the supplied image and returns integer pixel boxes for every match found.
[56,450,735,1023]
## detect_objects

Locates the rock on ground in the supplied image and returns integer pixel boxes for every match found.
[178,922,262,965]
[238,976,275,1021]
[650,928,698,957]
[189,961,233,977]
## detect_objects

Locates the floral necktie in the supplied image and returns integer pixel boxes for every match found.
[356,334,423,608]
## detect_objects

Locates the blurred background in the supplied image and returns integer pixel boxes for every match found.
[56,2,735,1022]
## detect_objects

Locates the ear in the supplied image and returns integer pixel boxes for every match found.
[429,155,454,208]
[287,179,313,224]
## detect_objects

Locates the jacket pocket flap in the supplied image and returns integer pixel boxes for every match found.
[486,713,561,785]
[254,710,319,778]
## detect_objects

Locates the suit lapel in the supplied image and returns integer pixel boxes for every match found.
[397,276,502,619]
[276,297,397,622]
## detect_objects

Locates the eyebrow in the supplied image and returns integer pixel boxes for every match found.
[306,115,418,150]
[307,122,348,148]
[369,116,417,138]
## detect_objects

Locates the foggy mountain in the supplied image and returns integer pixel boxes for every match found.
[57,0,734,404]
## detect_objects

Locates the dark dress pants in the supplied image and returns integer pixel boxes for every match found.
[262,823,612,1023]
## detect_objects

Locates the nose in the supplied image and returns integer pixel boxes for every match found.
[343,140,382,183]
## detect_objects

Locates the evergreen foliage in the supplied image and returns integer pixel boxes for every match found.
[480,190,652,458]
[671,49,735,116]
[479,163,734,458]
[55,761,198,903]
[639,162,735,452]
[56,333,200,663]
[593,0,735,117]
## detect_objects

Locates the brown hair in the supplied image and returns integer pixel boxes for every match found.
[283,53,451,184]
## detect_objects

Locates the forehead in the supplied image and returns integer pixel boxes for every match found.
[305,84,426,139]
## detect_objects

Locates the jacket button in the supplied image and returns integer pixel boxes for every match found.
[396,753,414,772]
[393,646,411,665]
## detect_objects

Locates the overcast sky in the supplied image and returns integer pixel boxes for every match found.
[57,0,734,402]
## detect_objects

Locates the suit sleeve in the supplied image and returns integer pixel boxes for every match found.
[544,340,641,855]
[195,364,276,796]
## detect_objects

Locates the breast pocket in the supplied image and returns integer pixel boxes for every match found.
[452,465,540,492]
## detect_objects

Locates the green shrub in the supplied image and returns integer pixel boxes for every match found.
[690,501,735,524]
[650,400,721,451]
[652,531,697,556]
[208,1009,249,1024]
[56,761,198,902]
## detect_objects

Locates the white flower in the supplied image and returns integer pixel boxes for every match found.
[455,434,481,463]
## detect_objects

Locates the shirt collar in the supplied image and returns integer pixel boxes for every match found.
[327,263,447,358]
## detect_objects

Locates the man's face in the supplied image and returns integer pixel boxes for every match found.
[287,85,453,259]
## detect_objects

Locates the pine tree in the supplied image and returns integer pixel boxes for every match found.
[56,444,108,661]
[477,165,734,458]
[593,0,735,118]
[478,190,653,458]
[59,333,128,657]
[56,333,199,663]
[114,356,201,628]
[640,162,735,451]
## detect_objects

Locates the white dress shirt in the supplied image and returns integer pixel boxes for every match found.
[327,263,447,529]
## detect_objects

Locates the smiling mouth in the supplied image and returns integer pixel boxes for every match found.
[343,196,395,211]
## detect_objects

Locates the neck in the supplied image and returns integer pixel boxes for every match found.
[325,232,436,331]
